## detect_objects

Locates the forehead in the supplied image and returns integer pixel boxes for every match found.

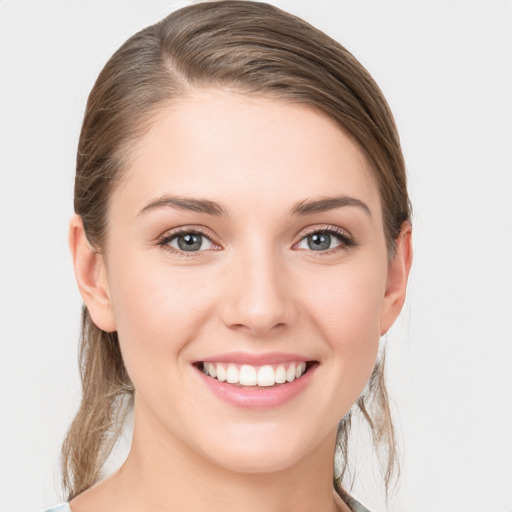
[114,89,382,219]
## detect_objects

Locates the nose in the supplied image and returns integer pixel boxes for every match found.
[219,246,297,337]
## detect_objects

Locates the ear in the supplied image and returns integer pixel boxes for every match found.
[379,221,413,335]
[69,214,116,332]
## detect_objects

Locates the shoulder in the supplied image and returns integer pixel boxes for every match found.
[346,496,372,512]
[41,504,72,512]
[337,488,372,512]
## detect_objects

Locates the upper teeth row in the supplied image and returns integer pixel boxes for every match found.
[202,362,307,387]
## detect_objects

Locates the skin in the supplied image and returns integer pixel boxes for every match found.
[69,90,412,512]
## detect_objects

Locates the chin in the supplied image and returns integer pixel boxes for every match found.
[204,444,305,475]
[193,420,325,475]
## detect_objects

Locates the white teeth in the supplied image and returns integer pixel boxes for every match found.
[257,365,275,387]
[202,361,309,387]
[226,364,239,384]
[286,364,296,382]
[239,365,257,386]
[216,364,227,382]
[275,365,286,384]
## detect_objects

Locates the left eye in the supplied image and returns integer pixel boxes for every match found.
[296,231,344,251]
[166,232,215,252]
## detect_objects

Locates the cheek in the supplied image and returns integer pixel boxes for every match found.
[105,254,214,387]
[302,260,387,379]
[308,261,385,332]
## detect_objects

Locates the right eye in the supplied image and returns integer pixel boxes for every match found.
[160,230,217,253]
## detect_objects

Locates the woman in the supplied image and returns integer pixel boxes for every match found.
[45,1,412,511]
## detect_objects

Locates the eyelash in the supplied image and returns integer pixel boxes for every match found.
[295,225,357,255]
[157,227,219,258]
[157,225,356,257]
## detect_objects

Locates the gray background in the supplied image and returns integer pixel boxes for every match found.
[1,1,511,511]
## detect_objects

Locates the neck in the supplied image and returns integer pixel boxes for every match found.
[71,399,345,512]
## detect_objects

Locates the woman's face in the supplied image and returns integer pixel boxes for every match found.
[89,90,404,473]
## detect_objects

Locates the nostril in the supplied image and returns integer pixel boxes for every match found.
[218,272,297,336]
[228,321,287,338]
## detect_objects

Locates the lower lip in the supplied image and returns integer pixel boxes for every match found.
[195,364,317,409]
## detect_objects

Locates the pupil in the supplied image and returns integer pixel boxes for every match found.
[178,234,202,251]
[308,233,330,251]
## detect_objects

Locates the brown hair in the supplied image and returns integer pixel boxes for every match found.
[62,0,410,501]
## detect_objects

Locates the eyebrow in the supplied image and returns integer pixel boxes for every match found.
[137,194,371,218]
[291,196,372,217]
[137,195,228,217]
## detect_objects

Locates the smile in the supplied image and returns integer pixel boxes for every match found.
[201,362,308,387]
[194,353,317,408]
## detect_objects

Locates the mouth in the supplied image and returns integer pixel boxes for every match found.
[194,361,316,388]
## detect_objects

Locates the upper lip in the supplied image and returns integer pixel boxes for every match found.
[196,352,314,366]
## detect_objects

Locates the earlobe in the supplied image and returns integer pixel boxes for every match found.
[379,222,413,335]
[68,214,117,332]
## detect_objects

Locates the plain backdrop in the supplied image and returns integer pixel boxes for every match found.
[1,1,511,511]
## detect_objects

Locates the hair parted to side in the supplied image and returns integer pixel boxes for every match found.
[63,0,411,501]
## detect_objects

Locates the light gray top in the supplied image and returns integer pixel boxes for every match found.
[43,496,371,512]
[42,505,72,512]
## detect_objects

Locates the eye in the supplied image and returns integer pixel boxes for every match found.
[161,230,216,253]
[295,228,355,252]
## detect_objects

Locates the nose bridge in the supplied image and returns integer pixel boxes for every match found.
[221,240,295,336]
